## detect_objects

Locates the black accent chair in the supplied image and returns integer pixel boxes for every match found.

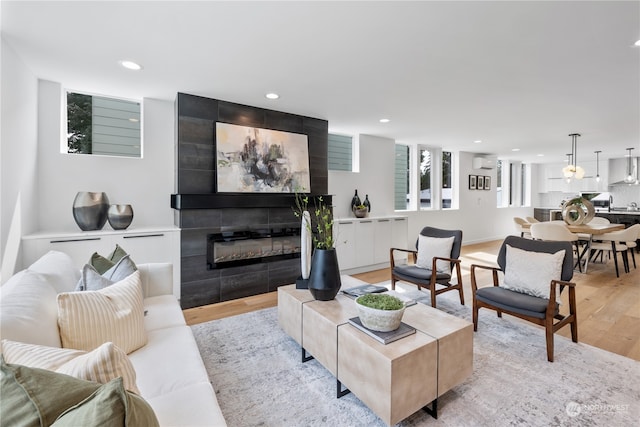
[471,236,577,362]
[390,226,464,308]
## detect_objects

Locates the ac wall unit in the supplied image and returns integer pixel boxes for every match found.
[472,157,495,170]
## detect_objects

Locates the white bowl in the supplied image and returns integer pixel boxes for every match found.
[355,296,406,332]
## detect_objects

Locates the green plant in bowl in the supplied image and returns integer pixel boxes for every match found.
[355,294,406,332]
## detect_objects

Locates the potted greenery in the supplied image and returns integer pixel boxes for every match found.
[355,294,406,332]
[293,191,340,300]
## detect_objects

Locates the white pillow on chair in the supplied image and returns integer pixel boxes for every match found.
[416,235,455,274]
[503,244,566,304]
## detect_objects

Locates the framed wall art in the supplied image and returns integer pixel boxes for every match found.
[477,175,485,190]
[215,122,311,193]
[484,176,491,190]
[469,175,477,190]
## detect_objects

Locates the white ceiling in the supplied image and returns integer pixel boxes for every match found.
[2,0,639,164]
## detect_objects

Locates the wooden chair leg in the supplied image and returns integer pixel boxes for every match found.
[472,304,479,331]
[430,284,437,308]
[390,277,396,290]
[458,286,464,305]
[545,321,555,362]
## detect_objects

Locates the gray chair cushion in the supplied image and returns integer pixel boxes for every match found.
[476,286,559,319]
[392,265,452,284]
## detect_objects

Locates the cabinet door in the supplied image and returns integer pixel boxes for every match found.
[373,219,392,265]
[23,236,114,268]
[392,218,409,263]
[355,220,374,267]
[334,221,356,270]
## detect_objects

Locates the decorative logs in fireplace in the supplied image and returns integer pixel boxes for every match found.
[207,227,301,269]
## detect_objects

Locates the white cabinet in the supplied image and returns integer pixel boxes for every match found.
[22,227,181,299]
[334,220,356,270]
[373,219,392,264]
[391,217,409,263]
[333,216,407,274]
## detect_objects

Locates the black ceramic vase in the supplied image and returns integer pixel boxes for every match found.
[72,192,110,231]
[308,248,342,301]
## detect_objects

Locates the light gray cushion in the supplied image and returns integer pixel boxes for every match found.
[476,287,559,319]
[76,255,137,291]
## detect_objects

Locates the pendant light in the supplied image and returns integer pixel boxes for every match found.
[562,133,584,181]
[594,150,601,182]
[625,147,635,183]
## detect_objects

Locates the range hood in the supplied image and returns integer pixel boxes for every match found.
[609,157,639,186]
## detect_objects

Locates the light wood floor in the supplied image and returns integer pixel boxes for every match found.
[183,240,640,361]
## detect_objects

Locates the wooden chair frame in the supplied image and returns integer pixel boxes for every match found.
[389,249,464,309]
[470,248,577,362]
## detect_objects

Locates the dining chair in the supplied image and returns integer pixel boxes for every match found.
[530,222,585,272]
[389,226,464,308]
[576,216,610,241]
[589,224,640,276]
[513,217,531,238]
[525,217,540,224]
[471,236,577,362]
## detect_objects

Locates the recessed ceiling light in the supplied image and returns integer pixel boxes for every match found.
[474,140,482,144]
[265,93,279,99]
[379,118,390,123]
[119,60,142,71]
[512,148,520,152]
[635,39,640,46]
[537,154,544,157]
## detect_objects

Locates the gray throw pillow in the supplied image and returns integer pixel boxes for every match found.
[75,255,137,291]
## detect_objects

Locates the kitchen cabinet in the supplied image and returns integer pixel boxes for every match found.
[22,227,181,298]
[333,216,408,274]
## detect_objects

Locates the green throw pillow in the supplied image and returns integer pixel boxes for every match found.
[1,355,101,427]
[76,253,137,291]
[52,377,159,427]
[0,356,158,427]
[90,245,129,274]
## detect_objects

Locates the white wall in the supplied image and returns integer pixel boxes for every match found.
[0,38,39,278]
[329,134,395,219]
[37,80,175,232]
[329,138,534,248]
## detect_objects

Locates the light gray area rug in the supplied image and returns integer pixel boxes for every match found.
[191,283,639,426]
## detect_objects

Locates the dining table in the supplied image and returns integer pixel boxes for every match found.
[522,222,625,273]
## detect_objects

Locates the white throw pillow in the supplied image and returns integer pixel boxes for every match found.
[58,271,147,354]
[503,244,566,304]
[1,339,139,394]
[0,270,61,348]
[76,255,138,291]
[416,235,455,274]
[28,250,80,294]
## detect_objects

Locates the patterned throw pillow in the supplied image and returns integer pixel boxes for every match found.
[1,339,139,394]
[58,271,147,354]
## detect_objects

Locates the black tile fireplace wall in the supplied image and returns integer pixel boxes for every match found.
[173,93,329,309]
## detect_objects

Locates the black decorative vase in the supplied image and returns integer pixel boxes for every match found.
[308,248,342,301]
[72,192,110,231]
[350,190,361,214]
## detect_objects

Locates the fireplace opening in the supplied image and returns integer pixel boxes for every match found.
[207,228,301,269]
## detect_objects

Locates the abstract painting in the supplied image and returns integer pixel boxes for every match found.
[216,122,311,193]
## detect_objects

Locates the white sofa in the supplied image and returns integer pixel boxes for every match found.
[0,250,226,427]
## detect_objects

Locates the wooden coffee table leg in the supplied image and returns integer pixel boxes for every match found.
[423,399,438,419]
[336,379,351,398]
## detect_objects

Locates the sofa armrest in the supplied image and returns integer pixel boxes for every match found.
[137,263,173,298]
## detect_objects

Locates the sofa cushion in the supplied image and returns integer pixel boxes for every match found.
[144,295,187,331]
[1,339,139,394]
[58,271,147,354]
[1,358,157,427]
[128,326,210,399]
[28,250,80,293]
[0,270,61,348]
[146,382,227,427]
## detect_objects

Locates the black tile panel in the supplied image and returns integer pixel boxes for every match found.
[177,93,218,121]
[180,277,220,309]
